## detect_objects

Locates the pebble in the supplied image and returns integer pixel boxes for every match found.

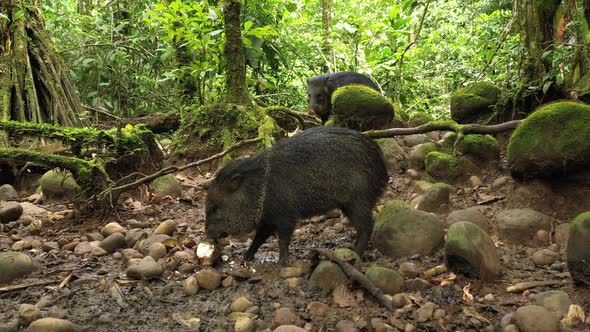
[19,303,41,324]
[146,242,167,260]
[183,276,199,295]
[391,294,407,308]
[231,297,255,312]
[234,317,255,332]
[398,262,420,278]
[335,320,358,332]
[503,324,519,332]
[404,323,416,332]
[91,247,107,257]
[469,175,482,188]
[433,308,446,319]
[273,326,306,332]
[101,222,127,237]
[306,301,329,317]
[73,242,93,255]
[413,302,435,323]
[126,256,164,280]
[26,317,80,332]
[531,249,559,266]
[280,267,304,278]
[284,278,299,288]
[222,276,236,287]
[483,293,495,302]
[273,307,302,327]
[152,219,177,236]
[196,268,221,290]
[99,232,126,254]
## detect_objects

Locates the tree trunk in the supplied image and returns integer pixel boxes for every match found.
[222,0,251,105]
[0,0,87,127]
[321,0,333,73]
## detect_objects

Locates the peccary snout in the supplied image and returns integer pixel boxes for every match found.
[205,126,388,265]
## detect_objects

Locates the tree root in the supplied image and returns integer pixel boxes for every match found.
[363,119,523,138]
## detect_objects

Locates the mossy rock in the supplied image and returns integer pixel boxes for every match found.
[365,266,404,295]
[39,169,79,199]
[171,103,267,164]
[566,211,590,286]
[376,138,408,173]
[408,112,433,127]
[331,85,394,130]
[151,174,181,198]
[409,142,440,170]
[507,101,590,178]
[573,72,590,103]
[308,248,360,291]
[444,134,499,161]
[372,200,444,259]
[424,152,464,179]
[450,82,501,124]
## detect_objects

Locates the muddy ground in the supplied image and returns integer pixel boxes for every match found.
[1,133,590,332]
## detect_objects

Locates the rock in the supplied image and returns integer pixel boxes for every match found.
[91,247,107,257]
[335,320,358,332]
[503,324,519,332]
[280,267,304,279]
[273,307,302,328]
[231,297,255,312]
[398,262,420,278]
[42,241,60,252]
[151,174,181,198]
[0,252,37,283]
[183,276,199,295]
[73,242,94,255]
[405,278,431,291]
[39,169,78,199]
[330,85,394,130]
[403,134,432,147]
[446,206,490,233]
[566,212,590,285]
[308,249,360,291]
[273,326,306,332]
[365,266,404,295]
[196,268,221,290]
[413,302,436,323]
[137,234,171,255]
[0,202,23,223]
[19,304,41,324]
[146,242,167,260]
[121,248,143,261]
[507,101,590,178]
[99,232,126,254]
[483,294,495,302]
[372,200,443,259]
[450,81,500,124]
[415,183,450,213]
[0,184,18,201]
[413,180,434,194]
[391,294,407,308]
[554,223,569,250]
[20,202,48,216]
[433,309,446,320]
[530,290,571,320]
[306,301,329,317]
[424,152,464,180]
[376,138,408,174]
[492,176,511,190]
[445,221,500,281]
[126,256,164,280]
[408,112,433,127]
[405,169,421,179]
[125,228,147,247]
[408,142,439,170]
[26,318,80,332]
[152,219,177,236]
[445,133,499,160]
[404,323,416,332]
[535,230,550,246]
[234,317,255,332]
[370,318,395,332]
[101,222,127,237]
[513,305,559,332]
[284,278,299,289]
[531,249,559,266]
[495,209,552,245]
[469,175,483,188]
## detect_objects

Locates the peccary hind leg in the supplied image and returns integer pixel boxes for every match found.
[244,223,275,261]
[343,204,375,256]
[277,222,296,266]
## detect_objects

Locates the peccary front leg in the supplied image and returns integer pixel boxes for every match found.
[244,223,275,261]
[276,223,295,266]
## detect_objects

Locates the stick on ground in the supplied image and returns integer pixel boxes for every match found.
[314,248,392,310]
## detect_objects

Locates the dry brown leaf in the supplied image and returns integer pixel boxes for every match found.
[333,284,356,308]
[463,283,474,302]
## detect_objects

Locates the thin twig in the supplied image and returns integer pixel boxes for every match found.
[0,280,60,293]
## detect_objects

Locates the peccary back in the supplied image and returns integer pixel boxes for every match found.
[205,126,388,264]
[307,72,380,123]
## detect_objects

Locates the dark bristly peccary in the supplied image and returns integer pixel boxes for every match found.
[307,71,380,123]
[205,126,389,265]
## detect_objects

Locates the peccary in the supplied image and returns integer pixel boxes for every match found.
[307,71,380,123]
[205,126,389,265]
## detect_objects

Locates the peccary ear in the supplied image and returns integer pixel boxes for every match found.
[223,172,244,192]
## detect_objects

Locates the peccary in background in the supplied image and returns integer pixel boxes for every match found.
[205,126,389,265]
[307,71,380,123]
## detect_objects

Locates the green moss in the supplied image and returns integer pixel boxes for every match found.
[425,151,464,179]
[459,134,499,160]
[450,82,501,123]
[507,101,590,177]
[418,142,440,158]
[408,112,433,127]
[331,85,394,130]
[171,103,264,160]
[571,211,590,232]
[334,248,362,270]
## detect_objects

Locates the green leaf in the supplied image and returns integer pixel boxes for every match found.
[542,80,552,94]
[13,10,25,21]
[244,21,253,32]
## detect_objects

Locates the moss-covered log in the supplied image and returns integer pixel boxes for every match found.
[363,119,522,139]
[0,148,110,199]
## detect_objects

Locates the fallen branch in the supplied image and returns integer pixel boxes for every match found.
[97,137,263,205]
[0,280,60,293]
[506,280,569,293]
[314,248,392,310]
[363,119,523,139]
